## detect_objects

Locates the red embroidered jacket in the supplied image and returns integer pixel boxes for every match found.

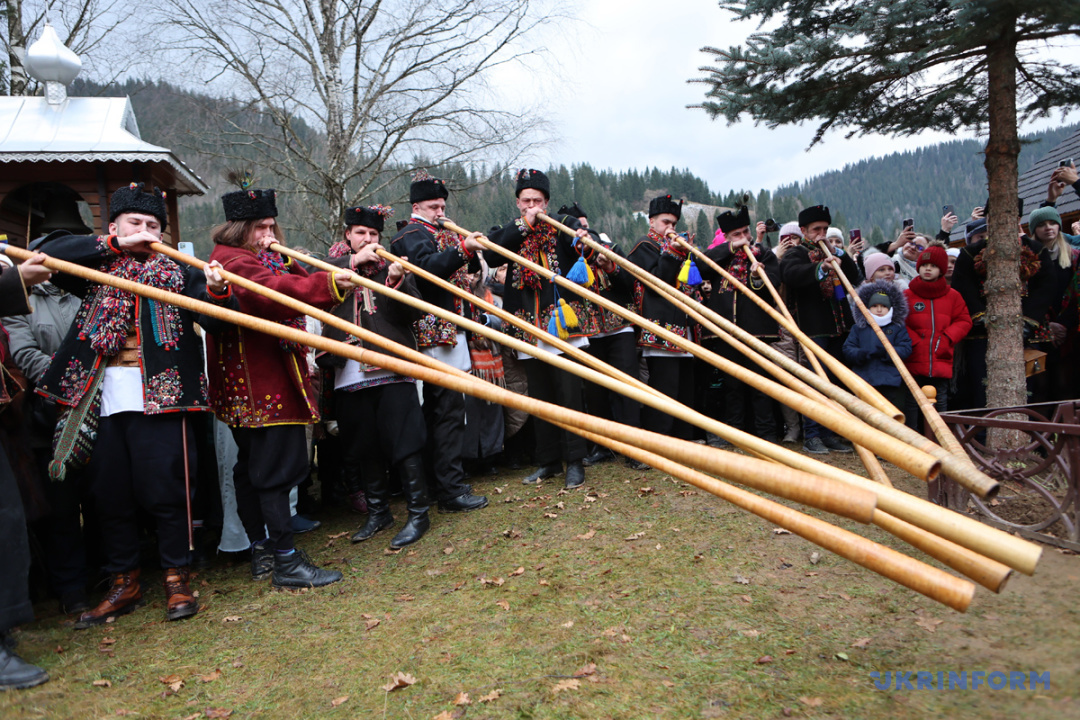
[205,245,349,427]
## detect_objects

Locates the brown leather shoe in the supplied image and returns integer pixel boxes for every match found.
[74,570,143,629]
[163,568,199,622]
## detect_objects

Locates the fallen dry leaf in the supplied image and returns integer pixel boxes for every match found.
[502,528,521,538]
[366,618,381,631]
[396,594,415,602]
[851,637,871,648]
[555,501,566,509]
[742,629,760,638]
[99,637,117,646]
[624,531,645,541]
[383,547,401,555]
[734,575,750,585]
[159,674,184,693]
[575,529,596,540]
[552,678,581,694]
[180,714,201,720]
[478,689,502,703]
[382,671,418,692]
[114,711,137,717]
[453,691,471,706]
[510,566,525,576]
[232,659,244,668]
[92,679,112,688]
[799,696,823,708]
[199,669,223,683]
[327,531,349,539]
[755,655,774,664]
[839,592,852,601]
[222,616,242,623]
[496,600,510,611]
[915,617,944,633]
[204,709,233,719]
[543,512,558,518]
[772,528,792,535]
[479,576,505,587]
[809,552,821,565]
[539,579,550,586]
[443,546,454,555]
[432,710,466,720]
[573,663,597,678]
[737,594,753,604]
[330,696,348,707]
[561,620,574,628]
[662,680,675,688]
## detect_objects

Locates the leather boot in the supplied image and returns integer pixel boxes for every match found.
[74,570,143,630]
[251,542,274,580]
[351,460,393,543]
[0,637,49,691]
[565,460,585,489]
[163,568,199,622]
[390,454,430,549]
[272,549,343,589]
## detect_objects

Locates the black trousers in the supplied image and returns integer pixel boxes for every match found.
[718,341,777,437]
[86,412,196,573]
[32,451,93,600]
[583,332,641,430]
[338,382,427,479]
[231,424,309,552]
[802,336,845,440]
[524,357,587,465]
[0,444,33,632]
[641,356,695,441]
[422,382,469,501]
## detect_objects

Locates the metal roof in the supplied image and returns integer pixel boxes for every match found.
[1018,128,1080,226]
[0,96,210,196]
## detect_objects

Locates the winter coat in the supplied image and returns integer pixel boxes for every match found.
[2,281,81,384]
[700,242,781,338]
[780,243,861,338]
[627,232,702,351]
[842,281,912,388]
[903,278,972,379]
[205,244,349,427]
[951,236,1053,340]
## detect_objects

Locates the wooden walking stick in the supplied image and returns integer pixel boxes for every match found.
[679,237,894,488]
[561,422,977,611]
[131,243,876,524]
[7,244,1036,586]
[816,239,973,466]
[557,222,999,499]
[441,220,944,484]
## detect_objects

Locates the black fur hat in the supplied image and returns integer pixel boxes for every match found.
[344,204,393,232]
[648,194,682,220]
[221,188,277,222]
[558,202,587,219]
[515,169,550,199]
[109,183,168,230]
[798,205,831,227]
[409,170,449,203]
[716,206,750,233]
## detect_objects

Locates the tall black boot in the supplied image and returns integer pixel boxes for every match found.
[390,454,430,549]
[351,461,393,543]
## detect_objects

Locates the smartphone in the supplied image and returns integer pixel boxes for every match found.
[942,205,955,218]
[902,218,914,230]
[178,241,195,257]
[1060,158,1074,167]
[849,228,862,242]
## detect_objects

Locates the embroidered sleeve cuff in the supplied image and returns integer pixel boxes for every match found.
[815,262,827,281]
[103,234,122,255]
[458,239,475,260]
[328,272,350,304]
[206,283,232,302]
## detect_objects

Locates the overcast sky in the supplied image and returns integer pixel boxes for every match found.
[504,0,1062,198]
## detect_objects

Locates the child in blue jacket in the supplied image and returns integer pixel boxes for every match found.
[842,280,913,409]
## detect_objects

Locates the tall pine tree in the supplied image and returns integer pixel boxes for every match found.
[694,0,1080,411]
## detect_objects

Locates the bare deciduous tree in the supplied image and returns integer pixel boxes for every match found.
[160,0,557,247]
[2,0,140,95]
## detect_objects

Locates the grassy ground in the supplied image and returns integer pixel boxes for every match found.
[4,452,1078,720]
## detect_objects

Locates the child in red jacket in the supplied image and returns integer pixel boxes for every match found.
[902,244,973,430]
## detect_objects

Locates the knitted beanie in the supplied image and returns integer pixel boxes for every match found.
[916,245,949,272]
[862,252,894,279]
[1029,205,1062,230]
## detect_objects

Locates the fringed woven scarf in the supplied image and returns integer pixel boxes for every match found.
[512,219,559,291]
[256,251,307,352]
[717,245,756,293]
[79,254,184,356]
